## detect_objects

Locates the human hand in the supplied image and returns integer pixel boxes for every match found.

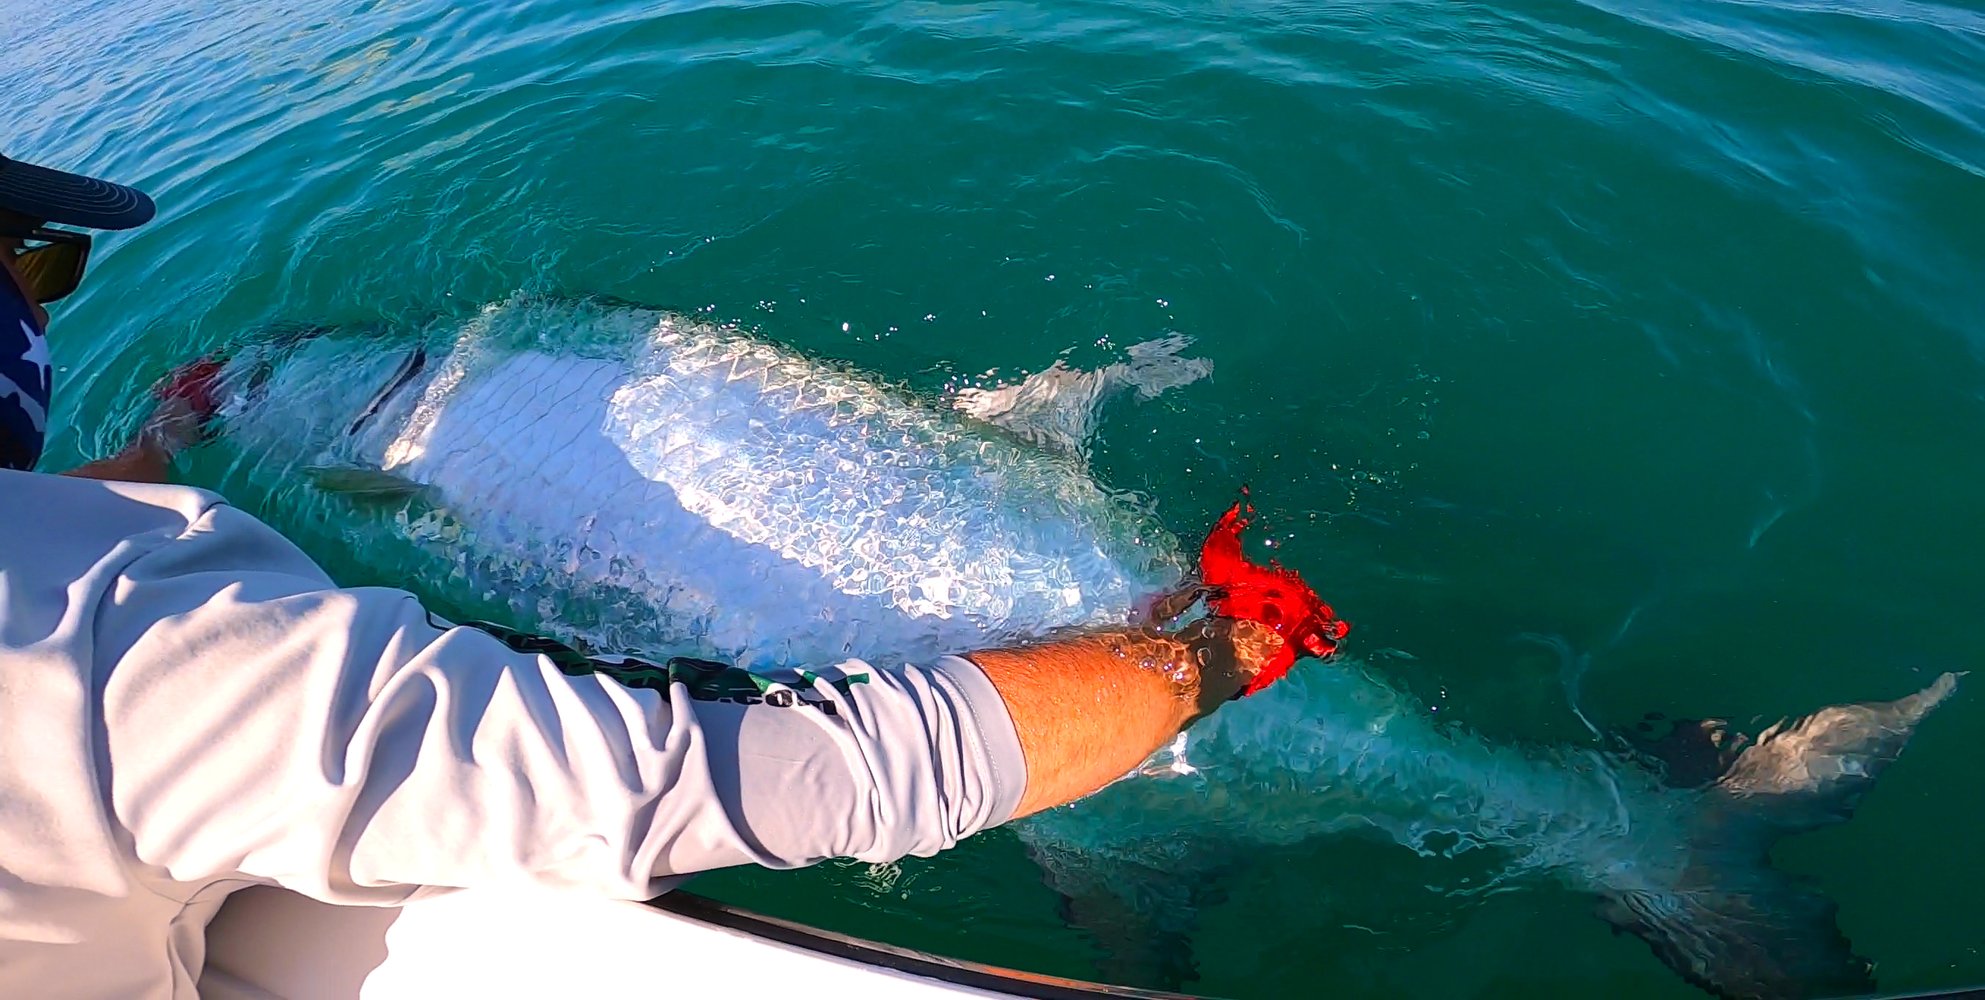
[138,357,224,457]
[1194,497,1350,695]
[1175,617,1285,718]
[1134,577,1224,626]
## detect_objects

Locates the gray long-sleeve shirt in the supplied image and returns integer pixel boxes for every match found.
[0,468,1027,998]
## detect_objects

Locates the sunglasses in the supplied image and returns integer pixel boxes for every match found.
[0,220,92,304]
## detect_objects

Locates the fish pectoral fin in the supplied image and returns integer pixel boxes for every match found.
[1026,843,1219,991]
[1118,333,1215,400]
[1598,875,1870,1000]
[303,464,432,500]
[951,335,1211,458]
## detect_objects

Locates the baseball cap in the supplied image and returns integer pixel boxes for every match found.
[0,153,155,230]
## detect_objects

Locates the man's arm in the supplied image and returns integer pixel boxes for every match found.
[62,440,172,482]
[63,363,211,482]
[969,618,1275,818]
[83,488,1266,902]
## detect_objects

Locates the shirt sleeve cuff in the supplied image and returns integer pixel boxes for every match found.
[931,654,1028,829]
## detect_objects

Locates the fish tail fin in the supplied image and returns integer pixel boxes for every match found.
[1599,672,1961,999]
[952,335,1211,457]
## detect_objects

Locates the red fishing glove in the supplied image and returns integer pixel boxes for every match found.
[1199,497,1349,695]
[153,356,226,425]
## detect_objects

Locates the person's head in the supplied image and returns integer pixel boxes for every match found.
[0,153,155,470]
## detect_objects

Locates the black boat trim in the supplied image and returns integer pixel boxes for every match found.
[651,890,1206,1000]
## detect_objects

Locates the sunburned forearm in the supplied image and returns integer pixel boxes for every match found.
[968,621,1274,819]
[62,442,171,483]
[62,383,204,484]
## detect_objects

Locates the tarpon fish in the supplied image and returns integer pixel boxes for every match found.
[213,296,1203,667]
[207,296,1958,1000]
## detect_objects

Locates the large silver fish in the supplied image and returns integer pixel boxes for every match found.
[214,296,1202,667]
[209,296,1957,1000]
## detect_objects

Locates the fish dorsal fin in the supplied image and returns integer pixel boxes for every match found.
[951,334,1211,457]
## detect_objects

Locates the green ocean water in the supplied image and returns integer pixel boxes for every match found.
[5,0,1983,995]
